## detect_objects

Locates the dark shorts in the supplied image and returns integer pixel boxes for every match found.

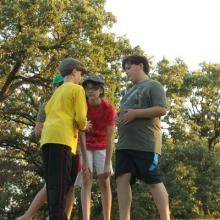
[70,154,79,185]
[42,143,73,220]
[115,149,162,185]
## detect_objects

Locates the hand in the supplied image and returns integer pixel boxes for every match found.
[120,108,136,125]
[115,114,121,125]
[86,120,92,131]
[100,163,111,179]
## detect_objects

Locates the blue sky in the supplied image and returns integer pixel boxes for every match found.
[105,0,220,70]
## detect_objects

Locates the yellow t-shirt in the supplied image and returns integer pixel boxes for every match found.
[40,82,87,154]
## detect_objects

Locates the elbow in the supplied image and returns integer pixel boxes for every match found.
[35,128,42,139]
[35,123,43,139]
[77,120,87,131]
[35,133,40,140]
[159,107,167,116]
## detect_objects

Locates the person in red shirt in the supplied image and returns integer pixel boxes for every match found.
[79,76,116,220]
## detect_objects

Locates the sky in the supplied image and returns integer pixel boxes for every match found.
[105,0,220,70]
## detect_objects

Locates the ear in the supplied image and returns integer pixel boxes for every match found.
[139,63,144,71]
[100,87,104,92]
[99,87,104,97]
[71,68,77,76]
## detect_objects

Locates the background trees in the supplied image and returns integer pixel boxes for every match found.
[155,59,220,152]
[0,0,219,219]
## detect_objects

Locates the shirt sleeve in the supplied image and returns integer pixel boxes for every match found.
[150,81,166,107]
[74,86,87,131]
[36,103,46,122]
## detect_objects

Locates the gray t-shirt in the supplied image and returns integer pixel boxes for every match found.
[117,79,166,154]
[36,103,46,123]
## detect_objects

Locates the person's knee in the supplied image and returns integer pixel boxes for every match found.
[161,187,169,200]
[68,186,74,194]
[99,177,110,190]
[82,176,92,188]
[148,183,169,198]
[164,189,169,200]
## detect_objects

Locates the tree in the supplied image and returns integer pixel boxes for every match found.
[185,63,220,152]
[155,58,220,151]
[160,141,220,218]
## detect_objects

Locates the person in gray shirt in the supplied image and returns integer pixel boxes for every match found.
[115,55,170,220]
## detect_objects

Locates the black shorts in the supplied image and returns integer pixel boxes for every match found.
[70,154,79,185]
[115,149,161,185]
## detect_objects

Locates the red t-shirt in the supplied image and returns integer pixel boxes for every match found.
[86,99,116,150]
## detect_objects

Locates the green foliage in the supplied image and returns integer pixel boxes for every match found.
[155,59,220,151]
[161,141,220,219]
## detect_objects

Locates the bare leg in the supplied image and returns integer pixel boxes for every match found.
[148,183,170,220]
[98,175,112,220]
[17,184,75,220]
[16,186,47,220]
[116,173,132,220]
[66,186,75,220]
[81,175,93,220]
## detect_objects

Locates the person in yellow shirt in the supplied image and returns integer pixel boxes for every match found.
[40,58,89,220]
[17,74,89,220]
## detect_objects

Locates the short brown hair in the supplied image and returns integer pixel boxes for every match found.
[58,57,86,77]
[122,55,150,75]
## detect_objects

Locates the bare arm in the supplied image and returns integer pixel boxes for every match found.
[78,132,90,178]
[35,103,46,139]
[133,106,166,118]
[78,132,88,164]
[103,125,115,178]
[34,122,44,140]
